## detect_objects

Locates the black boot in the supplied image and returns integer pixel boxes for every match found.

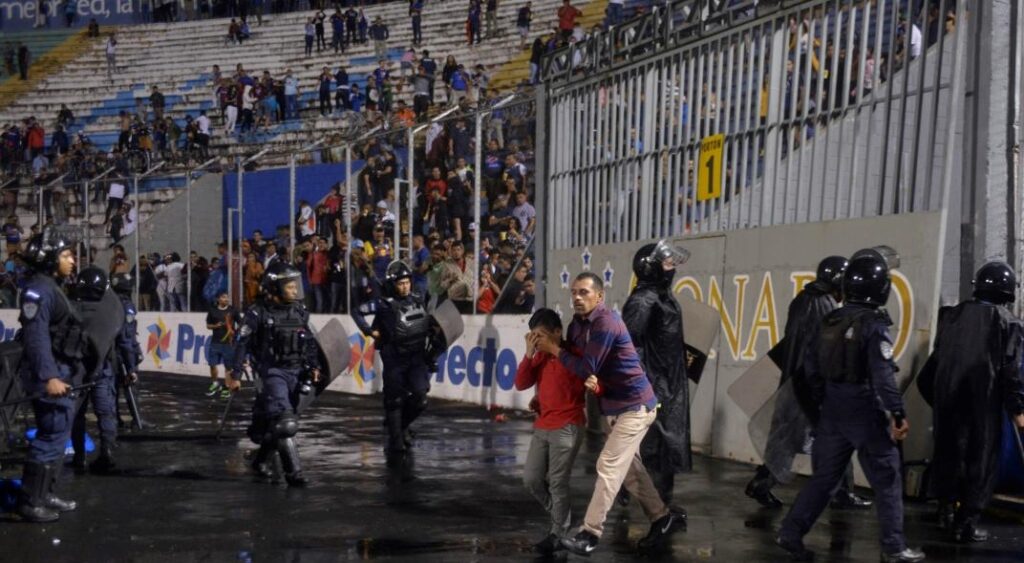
[384,408,406,458]
[936,502,956,530]
[277,436,308,487]
[251,441,276,479]
[637,507,686,551]
[954,513,989,543]
[89,441,117,474]
[745,465,783,508]
[15,461,60,522]
[69,423,87,474]
[830,489,873,509]
[69,450,87,474]
[42,463,76,512]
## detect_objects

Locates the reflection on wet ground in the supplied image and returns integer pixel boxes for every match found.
[1,373,1022,561]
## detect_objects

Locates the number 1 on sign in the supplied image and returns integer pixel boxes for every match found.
[697,133,724,201]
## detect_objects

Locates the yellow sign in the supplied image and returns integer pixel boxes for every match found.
[697,134,725,201]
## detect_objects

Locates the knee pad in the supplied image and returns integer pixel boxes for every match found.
[273,415,299,438]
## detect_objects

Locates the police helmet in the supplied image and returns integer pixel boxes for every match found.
[384,260,413,298]
[111,272,134,295]
[842,252,891,306]
[632,239,690,284]
[73,266,109,302]
[815,256,848,293]
[23,231,72,274]
[973,261,1017,304]
[262,262,304,302]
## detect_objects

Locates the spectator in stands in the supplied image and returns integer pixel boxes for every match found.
[422,186,450,238]
[467,0,483,45]
[557,0,582,40]
[224,82,240,136]
[87,18,99,37]
[445,240,476,313]
[122,201,137,238]
[109,245,130,277]
[485,0,499,39]
[476,266,498,313]
[412,65,431,120]
[606,0,623,28]
[167,253,187,311]
[104,179,126,225]
[335,65,350,111]
[394,100,415,128]
[197,110,212,157]
[104,34,117,79]
[410,234,429,295]
[241,84,257,139]
[238,19,252,42]
[420,50,438,104]
[425,241,453,304]
[150,85,165,121]
[512,189,536,234]
[314,9,328,52]
[400,47,416,78]
[318,66,333,116]
[503,152,528,193]
[2,215,23,256]
[16,42,29,81]
[226,18,241,45]
[108,206,125,246]
[348,240,378,309]
[303,18,315,56]
[365,75,380,112]
[284,69,299,119]
[358,10,369,43]
[410,1,423,45]
[135,254,156,311]
[56,104,74,129]
[205,291,238,397]
[449,63,472,107]
[298,199,315,241]
[370,17,390,61]
[529,33,546,84]
[344,6,359,44]
[449,118,474,163]
[330,8,345,53]
[517,1,532,50]
[307,236,329,313]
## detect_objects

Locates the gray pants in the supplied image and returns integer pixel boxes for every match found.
[374,40,387,61]
[523,424,582,536]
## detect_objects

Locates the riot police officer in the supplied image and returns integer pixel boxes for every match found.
[110,271,144,430]
[15,232,85,522]
[776,249,924,562]
[234,262,322,487]
[747,255,871,509]
[68,266,129,474]
[355,261,440,463]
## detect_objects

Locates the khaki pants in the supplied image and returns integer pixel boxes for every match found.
[582,407,667,537]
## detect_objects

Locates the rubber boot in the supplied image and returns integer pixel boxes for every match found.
[88,441,117,475]
[251,440,276,479]
[15,461,60,522]
[69,422,87,474]
[42,463,76,512]
[277,436,308,487]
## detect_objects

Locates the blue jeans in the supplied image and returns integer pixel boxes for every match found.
[606,3,623,27]
[286,94,298,119]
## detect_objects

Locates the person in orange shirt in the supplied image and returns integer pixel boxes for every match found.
[394,100,416,127]
[516,308,587,556]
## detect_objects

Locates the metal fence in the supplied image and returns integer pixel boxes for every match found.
[543,0,966,249]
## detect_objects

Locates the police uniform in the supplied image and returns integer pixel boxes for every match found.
[70,267,132,474]
[113,283,144,428]
[354,261,439,460]
[777,250,924,563]
[16,234,86,522]
[234,263,321,487]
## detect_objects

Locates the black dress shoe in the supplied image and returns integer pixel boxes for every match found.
[880,547,925,562]
[561,530,598,556]
[954,523,989,543]
[830,491,873,509]
[936,503,956,530]
[745,478,783,508]
[776,535,814,561]
[533,533,563,555]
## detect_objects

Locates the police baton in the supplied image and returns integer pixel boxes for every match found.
[0,382,97,409]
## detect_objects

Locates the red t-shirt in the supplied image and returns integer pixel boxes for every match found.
[515,352,586,430]
[558,5,581,31]
[323,193,342,214]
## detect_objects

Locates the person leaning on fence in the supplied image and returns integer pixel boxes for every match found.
[516,308,586,556]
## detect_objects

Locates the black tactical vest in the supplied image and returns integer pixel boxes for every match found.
[260,303,312,368]
[39,276,88,362]
[391,296,430,355]
[818,310,873,385]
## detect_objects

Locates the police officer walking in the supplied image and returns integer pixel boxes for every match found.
[354,261,441,464]
[110,271,144,429]
[917,261,1024,543]
[776,249,925,562]
[234,263,321,487]
[747,256,871,510]
[68,266,133,474]
[15,232,84,522]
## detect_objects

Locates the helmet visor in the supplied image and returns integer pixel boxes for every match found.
[650,240,691,269]
[852,245,900,270]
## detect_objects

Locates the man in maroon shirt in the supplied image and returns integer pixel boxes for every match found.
[516,308,586,556]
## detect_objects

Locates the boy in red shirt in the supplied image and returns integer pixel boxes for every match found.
[516,308,587,556]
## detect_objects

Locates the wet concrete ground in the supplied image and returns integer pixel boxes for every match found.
[1,372,1023,562]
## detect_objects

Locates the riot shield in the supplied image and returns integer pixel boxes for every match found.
[77,289,125,380]
[297,317,350,412]
[432,299,465,346]
[680,293,719,384]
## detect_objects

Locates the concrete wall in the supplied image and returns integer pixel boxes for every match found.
[118,172,225,261]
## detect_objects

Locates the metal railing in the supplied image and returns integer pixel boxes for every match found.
[543,0,965,248]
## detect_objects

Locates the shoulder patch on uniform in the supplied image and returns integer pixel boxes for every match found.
[21,301,38,320]
[239,324,252,337]
[126,313,135,324]
[880,341,894,360]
